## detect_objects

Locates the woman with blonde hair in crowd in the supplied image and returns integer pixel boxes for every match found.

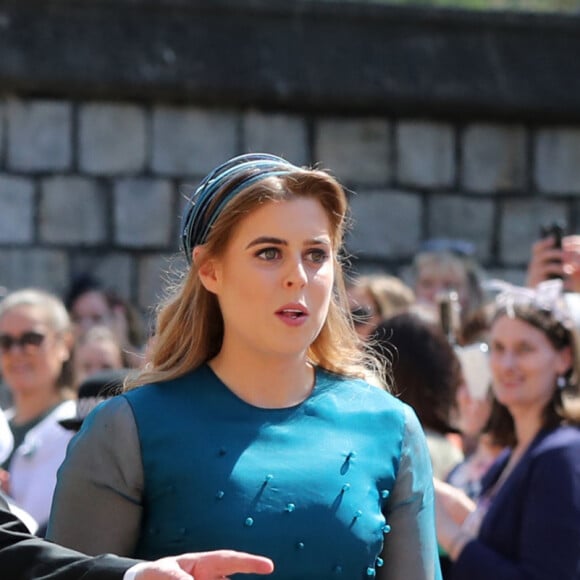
[0,289,75,532]
[48,153,441,579]
[347,273,415,339]
[411,239,486,325]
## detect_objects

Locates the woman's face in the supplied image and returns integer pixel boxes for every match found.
[347,285,381,340]
[199,197,335,361]
[489,315,571,418]
[415,260,469,310]
[0,305,70,397]
[70,291,112,338]
[74,339,124,388]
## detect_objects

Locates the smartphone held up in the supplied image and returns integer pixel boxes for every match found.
[540,221,565,280]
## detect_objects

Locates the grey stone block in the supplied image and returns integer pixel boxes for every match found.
[0,175,35,243]
[499,198,568,265]
[485,267,526,286]
[39,177,107,245]
[69,252,134,301]
[6,99,72,172]
[535,128,580,194]
[114,178,175,248]
[462,124,527,193]
[315,118,390,185]
[79,103,147,175]
[152,106,238,176]
[0,249,69,294]
[428,194,494,261]
[0,100,4,163]
[347,189,422,259]
[242,111,309,166]
[397,121,455,188]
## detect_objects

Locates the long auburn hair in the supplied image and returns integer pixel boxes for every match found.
[125,169,383,390]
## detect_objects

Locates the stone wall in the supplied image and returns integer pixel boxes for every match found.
[1,1,580,311]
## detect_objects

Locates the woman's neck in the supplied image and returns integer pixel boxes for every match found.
[511,407,545,455]
[209,348,315,409]
[13,390,64,425]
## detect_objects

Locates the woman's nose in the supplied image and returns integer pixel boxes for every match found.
[284,259,308,288]
[497,350,516,369]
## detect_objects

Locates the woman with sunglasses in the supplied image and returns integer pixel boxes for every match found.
[48,153,441,580]
[0,289,76,533]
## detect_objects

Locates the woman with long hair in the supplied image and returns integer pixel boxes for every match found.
[435,279,580,579]
[48,153,441,579]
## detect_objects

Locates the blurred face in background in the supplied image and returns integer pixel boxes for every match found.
[414,253,469,312]
[70,290,113,339]
[0,305,71,398]
[73,327,124,389]
[346,284,381,340]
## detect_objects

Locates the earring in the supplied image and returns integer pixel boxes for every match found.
[557,375,567,390]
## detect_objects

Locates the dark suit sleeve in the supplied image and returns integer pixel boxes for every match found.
[0,498,138,580]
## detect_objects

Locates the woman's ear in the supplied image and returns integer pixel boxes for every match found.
[194,246,220,294]
[59,330,75,363]
[557,345,573,376]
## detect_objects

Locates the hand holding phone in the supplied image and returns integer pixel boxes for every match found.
[542,222,565,280]
[527,222,566,286]
[540,222,564,249]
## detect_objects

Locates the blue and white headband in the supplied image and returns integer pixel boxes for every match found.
[181,153,300,263]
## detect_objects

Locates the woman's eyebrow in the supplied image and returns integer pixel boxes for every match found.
[245,236,287,249]
[245,236,331,250]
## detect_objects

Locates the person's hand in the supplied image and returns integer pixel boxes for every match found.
[433,478,475,546]
[526,236,564,288]
[129,549,274,580]
[433,479,478,560]
[433,478,475,526]
[562,235,580,292]
[0,468,10,495]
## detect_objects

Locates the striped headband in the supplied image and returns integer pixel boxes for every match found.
[181,153,300,263]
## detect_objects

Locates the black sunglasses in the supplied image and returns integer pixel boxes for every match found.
[0,331,46,352]
[350,306,375,325]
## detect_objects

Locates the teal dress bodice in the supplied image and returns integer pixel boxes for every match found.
[122,365,439,579]
[48,364,440,579]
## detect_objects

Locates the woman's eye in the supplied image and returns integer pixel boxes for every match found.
[256,247,280,260]
[307,249,329,263]
[516,343,534,354]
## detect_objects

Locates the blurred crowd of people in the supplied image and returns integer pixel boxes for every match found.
[1,167,579,579]
[346,232,580,578]
[0,274,148,534]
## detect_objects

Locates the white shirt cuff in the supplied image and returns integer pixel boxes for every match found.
[122,563,143,580]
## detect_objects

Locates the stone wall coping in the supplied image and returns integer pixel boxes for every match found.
[1,0,580,121]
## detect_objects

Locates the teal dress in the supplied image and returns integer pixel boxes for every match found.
[48,365,442,580]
